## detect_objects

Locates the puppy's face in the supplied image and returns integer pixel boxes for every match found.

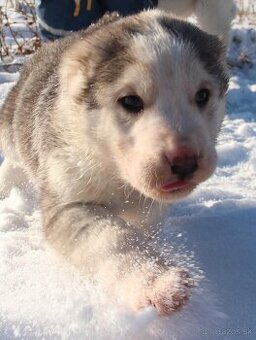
[60,11,228,203]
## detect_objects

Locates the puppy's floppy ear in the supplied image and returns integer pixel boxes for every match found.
[192,28,227,67]
[192,31,229,95]
[58,13,123,105]
[59,43,91,100]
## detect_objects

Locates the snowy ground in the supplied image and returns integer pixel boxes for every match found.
[0,2,256,340]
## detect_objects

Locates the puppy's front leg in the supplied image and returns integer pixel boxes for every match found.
[43,198,192,315]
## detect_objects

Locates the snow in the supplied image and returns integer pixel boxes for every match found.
[0,2,256,339]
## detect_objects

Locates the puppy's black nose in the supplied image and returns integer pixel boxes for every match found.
[165,147,199,179]
[171,156,198,178]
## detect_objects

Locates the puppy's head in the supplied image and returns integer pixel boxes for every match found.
[59,10,229,203]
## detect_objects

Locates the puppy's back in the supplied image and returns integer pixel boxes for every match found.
[0,12,122,170]
[0,38,66,170]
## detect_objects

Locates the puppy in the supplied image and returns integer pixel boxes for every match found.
[158,0,236,46]
[0,10,228,314]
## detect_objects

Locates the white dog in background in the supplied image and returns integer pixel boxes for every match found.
[158,0,236,46]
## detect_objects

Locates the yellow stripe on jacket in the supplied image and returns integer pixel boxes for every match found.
[74,0,81,16]
[86,0,93,11]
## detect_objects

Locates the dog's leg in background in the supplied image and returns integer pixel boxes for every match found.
[158,0,236,50]
[158,0,196,17]
[0,159,28,198]
[195,0,236,47]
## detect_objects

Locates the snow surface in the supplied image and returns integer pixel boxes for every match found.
[0,3,256,340]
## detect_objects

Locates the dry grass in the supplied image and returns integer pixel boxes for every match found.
[0,0,41,62]
[236,0,256,25]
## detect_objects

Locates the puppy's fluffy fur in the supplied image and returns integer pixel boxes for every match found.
[0,10,228,314]
[158,0,236,46]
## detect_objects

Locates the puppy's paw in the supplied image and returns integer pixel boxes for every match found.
[118,266,194,315]
[145,267,193,315]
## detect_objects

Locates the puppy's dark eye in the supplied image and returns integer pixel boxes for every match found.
[118,95,144,114]
[195,89,210,108]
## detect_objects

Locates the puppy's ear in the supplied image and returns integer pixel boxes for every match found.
[195,32,229,95]
[198,31,227,64]
[58,41,95,101]
[58,13,123,104]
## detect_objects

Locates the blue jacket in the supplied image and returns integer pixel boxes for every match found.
[36,0,158,39]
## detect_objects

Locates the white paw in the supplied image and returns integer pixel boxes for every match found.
[144,268,193,315]
[118,266,193,315]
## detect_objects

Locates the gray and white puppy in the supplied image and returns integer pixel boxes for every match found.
[0,10,228,314]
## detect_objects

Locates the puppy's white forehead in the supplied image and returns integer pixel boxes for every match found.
[62,11,228,113]
[129,24,217,98]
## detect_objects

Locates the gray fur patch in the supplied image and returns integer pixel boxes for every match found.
[158,17,229,95]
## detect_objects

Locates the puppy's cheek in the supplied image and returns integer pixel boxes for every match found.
[196,148,218,182]
[118,160,148,194]
[113,144,140,186]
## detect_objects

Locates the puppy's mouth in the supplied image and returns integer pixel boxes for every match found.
[160,180,192,193]
[133,177,198,202]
